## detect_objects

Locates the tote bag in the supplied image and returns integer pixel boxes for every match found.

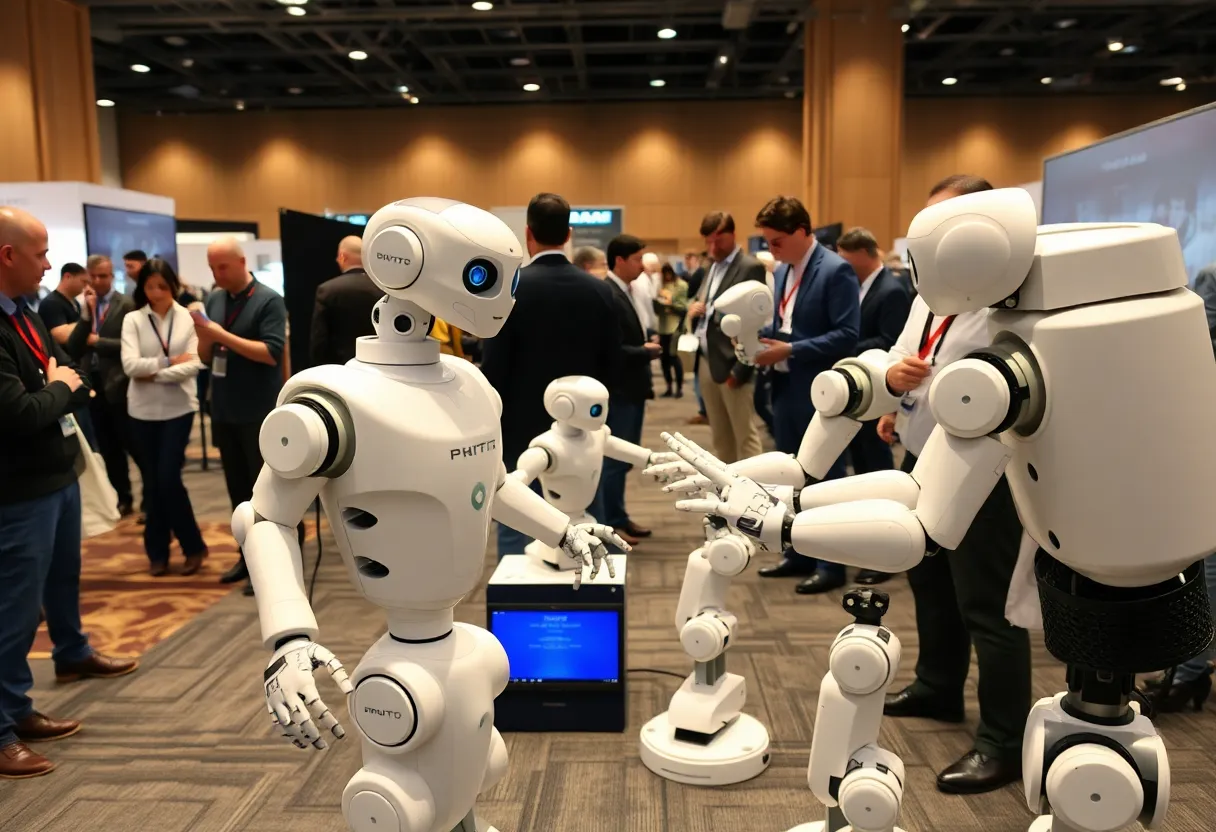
[70,415,121,539]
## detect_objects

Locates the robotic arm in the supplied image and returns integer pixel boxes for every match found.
[714,280,774,366]
[602,434,679,469]
[509,446,551,485]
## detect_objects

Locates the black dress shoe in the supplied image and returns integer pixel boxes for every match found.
[883,686,965,722]
[624,522,651,538]
[242,581,255,596]
[855,569,892,585]
[758,558,817,578]
[220,558,249,584]
[936,750,1022,794]
[795,572,847,595]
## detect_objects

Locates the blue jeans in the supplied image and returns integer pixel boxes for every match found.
[1177,553,1216,683]
[594,399,645,529]
[0,482,93,747]
[132,413,207,565]
[495,479,543,560]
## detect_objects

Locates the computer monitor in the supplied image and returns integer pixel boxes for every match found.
[1041,102,1216,283]
[83,204,178,294]
[814,223,844,251]
[488,607,622,687]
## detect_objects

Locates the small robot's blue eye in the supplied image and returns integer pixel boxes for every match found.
[511,268,520,297]
[590,404,603,417]
[469,265,488,287]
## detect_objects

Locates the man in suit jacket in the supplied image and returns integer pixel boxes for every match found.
[481,193,625,557]
[310,236,382,367]
[687,212,766,463]
[1194,262,1216,358]
[593,233,663,544]
[751,197,860,594]
[78,254,142,516]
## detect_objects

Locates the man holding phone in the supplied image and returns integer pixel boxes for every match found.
[193,238,288,595]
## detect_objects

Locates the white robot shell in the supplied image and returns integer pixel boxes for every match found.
[544,375,609,432]
[362,198,524,339]
[905,188,1038,316]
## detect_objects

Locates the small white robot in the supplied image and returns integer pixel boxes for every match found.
[233,198,626,832]
[713,280,774,366]
[638,511,772,785]
[509,375,677,578]
[653,189,1216,832]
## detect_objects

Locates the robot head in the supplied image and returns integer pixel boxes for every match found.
[544,376,609,432]
[904,188,1038,315]
[362,198,523,339]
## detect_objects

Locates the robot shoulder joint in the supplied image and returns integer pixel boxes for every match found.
[258,390,356,480]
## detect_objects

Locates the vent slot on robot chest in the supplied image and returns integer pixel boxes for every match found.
[355,557,390,578]
[342,507,379,529]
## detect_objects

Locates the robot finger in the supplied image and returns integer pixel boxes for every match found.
[666,437,733,489]
[313,704,345,740]
[571,569,584,590]
[322,657,354,695]
[674,498,725,515]
[669,433,729,472]
[588,524,632,552]
[663,475,712,494]
[271,703,309,747]
[604,554,616,579]
[303,697,336,749]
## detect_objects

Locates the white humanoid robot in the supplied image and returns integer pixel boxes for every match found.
[713,279,774,366]
[232,198,627,832]
[652,188,1216,832]
[508,375,677,578]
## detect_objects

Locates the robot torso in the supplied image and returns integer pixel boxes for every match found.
[528,425,607,515]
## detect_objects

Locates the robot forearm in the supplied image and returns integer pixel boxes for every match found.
[510,446,550,485]
[728,451,809,488]
[491,467,569,546]
[799,349,903,480]
[603,435,654,467]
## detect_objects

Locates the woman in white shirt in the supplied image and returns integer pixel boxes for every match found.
[121,259,208,577]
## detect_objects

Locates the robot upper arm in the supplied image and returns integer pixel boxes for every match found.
[258,390,356,480]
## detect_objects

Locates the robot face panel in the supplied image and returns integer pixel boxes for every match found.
[362,198,524,338]
[904,188,1038,316]
[544,375,610,431]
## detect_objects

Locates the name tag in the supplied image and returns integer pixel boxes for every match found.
[212,347,228,378]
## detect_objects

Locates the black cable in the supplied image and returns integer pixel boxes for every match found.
[627,668,687,680]
[307,499,323,603]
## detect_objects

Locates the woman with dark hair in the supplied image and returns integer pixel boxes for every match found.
[652,262,689,397]
[120,259,208,576]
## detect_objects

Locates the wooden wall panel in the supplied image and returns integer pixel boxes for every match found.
[119,94,1214,251]
[0,0,42,179]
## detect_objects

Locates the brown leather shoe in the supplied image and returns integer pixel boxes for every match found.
[55,653,139,684]
[14,712,81,742]
[0,741,55,779]
[181,552,207,576]
[612,527,641,547]
[624,521,651,538]
[686,413,708,425]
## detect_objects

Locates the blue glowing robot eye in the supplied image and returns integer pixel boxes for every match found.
[590,404,603,417]
[511,268,520,297]
[469,265,489,287]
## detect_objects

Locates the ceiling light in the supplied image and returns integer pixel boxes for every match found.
[164,36,187,47]
[181,58,194,68]
[96,99,115,107]
[286,6,306,15]
[409,96,420,104]
[523,83,540,92]
[1055,18,1076,29]
[235,100,246,111]
[348,50,368,60]
[650,79,666,87]
[658,28,676,39]
[1122,44,1138,53]
[1160,76,1183,86]
[1108,39,1124,52]
[1041,76,1052,84]
[783,90,796,98]
[718,55,728,64]
[510,57,530,66]
[901,23,910,33]
[276,0,307,5]
[942,76,958,86]
[288,87,303,94]
[396,84,409,93]
[472,1,493,9]
[131,63,150,73]
[1177,82,1187,91]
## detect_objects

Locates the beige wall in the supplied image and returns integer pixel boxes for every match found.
[118,94,1214,250]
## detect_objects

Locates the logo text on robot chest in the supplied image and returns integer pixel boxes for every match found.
[363,706,403,719]
[451,439,497,460]
[376,252,412,265]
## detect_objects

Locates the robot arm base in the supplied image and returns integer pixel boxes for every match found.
[667,671,747,737]
[831,745,905,832]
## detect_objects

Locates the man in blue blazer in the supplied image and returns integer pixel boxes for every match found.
[750,196,859,594]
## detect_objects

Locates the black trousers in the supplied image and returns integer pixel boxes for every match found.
[212,421,306,555]
[90,393,141,509]
[847,419,893,475]
[657,334,682,391]
[901,450,1032,762]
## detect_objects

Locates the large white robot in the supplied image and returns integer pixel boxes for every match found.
[713,280,774,366]
[232,198,626,832]
[652,189,1216,832]
[509,375,677,578]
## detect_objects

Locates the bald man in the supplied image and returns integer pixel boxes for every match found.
[0,207,138,779]
[194,237,289,593]
[310,234,381,367]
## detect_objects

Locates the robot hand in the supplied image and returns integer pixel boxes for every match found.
[264,638,354,751]
[560,523,628,588]
[644,457,698,484]
[661,432,791,552]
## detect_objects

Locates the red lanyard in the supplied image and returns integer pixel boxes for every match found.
[918,314,956,362]
[225,282,255,328]
[778,266,803,320]
[6,309,49,371]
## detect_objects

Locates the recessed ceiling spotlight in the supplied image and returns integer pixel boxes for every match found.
[1041,76,1052,84]
[1176,82,1187,91]
[472,1,493,9]
[235,100,246,111]
[181,58,194,68]
[96,99,115,107]
[348,50,368,60]
[658,28,676,39]
[164,36,187,47]
[288,87,303,94]
[1160,76,1184,86]
[1107,39,1124,52]
[396,84,409,93]
[510,57,530,66]
[901,23,910,33]
[523,82,540,92]
[409,96,420,104]
[286,6,306,15]
[650,79,666,87]
[1055,18,1076,29]
[999,47,1016,57]
[276,0,307,5]
[131,63,150,73]
[718,55,728,65]
[942,76,958,85]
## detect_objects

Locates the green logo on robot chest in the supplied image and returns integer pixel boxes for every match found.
[471,482,487,511]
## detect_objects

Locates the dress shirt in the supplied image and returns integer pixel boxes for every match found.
[886,294,991,456]
[606,271,630,298]
[696,247,741,354]
[859,266,882,303]
[630,272,656,333]
[120,303,204,421]
[526,249,568,266]
[774,240,818,373]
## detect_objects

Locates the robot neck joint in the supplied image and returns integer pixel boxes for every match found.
[386,608,456,642]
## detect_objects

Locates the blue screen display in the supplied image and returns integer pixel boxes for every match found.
[489,610,620,683]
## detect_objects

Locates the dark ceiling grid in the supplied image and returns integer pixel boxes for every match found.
[83,0,1216,113]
